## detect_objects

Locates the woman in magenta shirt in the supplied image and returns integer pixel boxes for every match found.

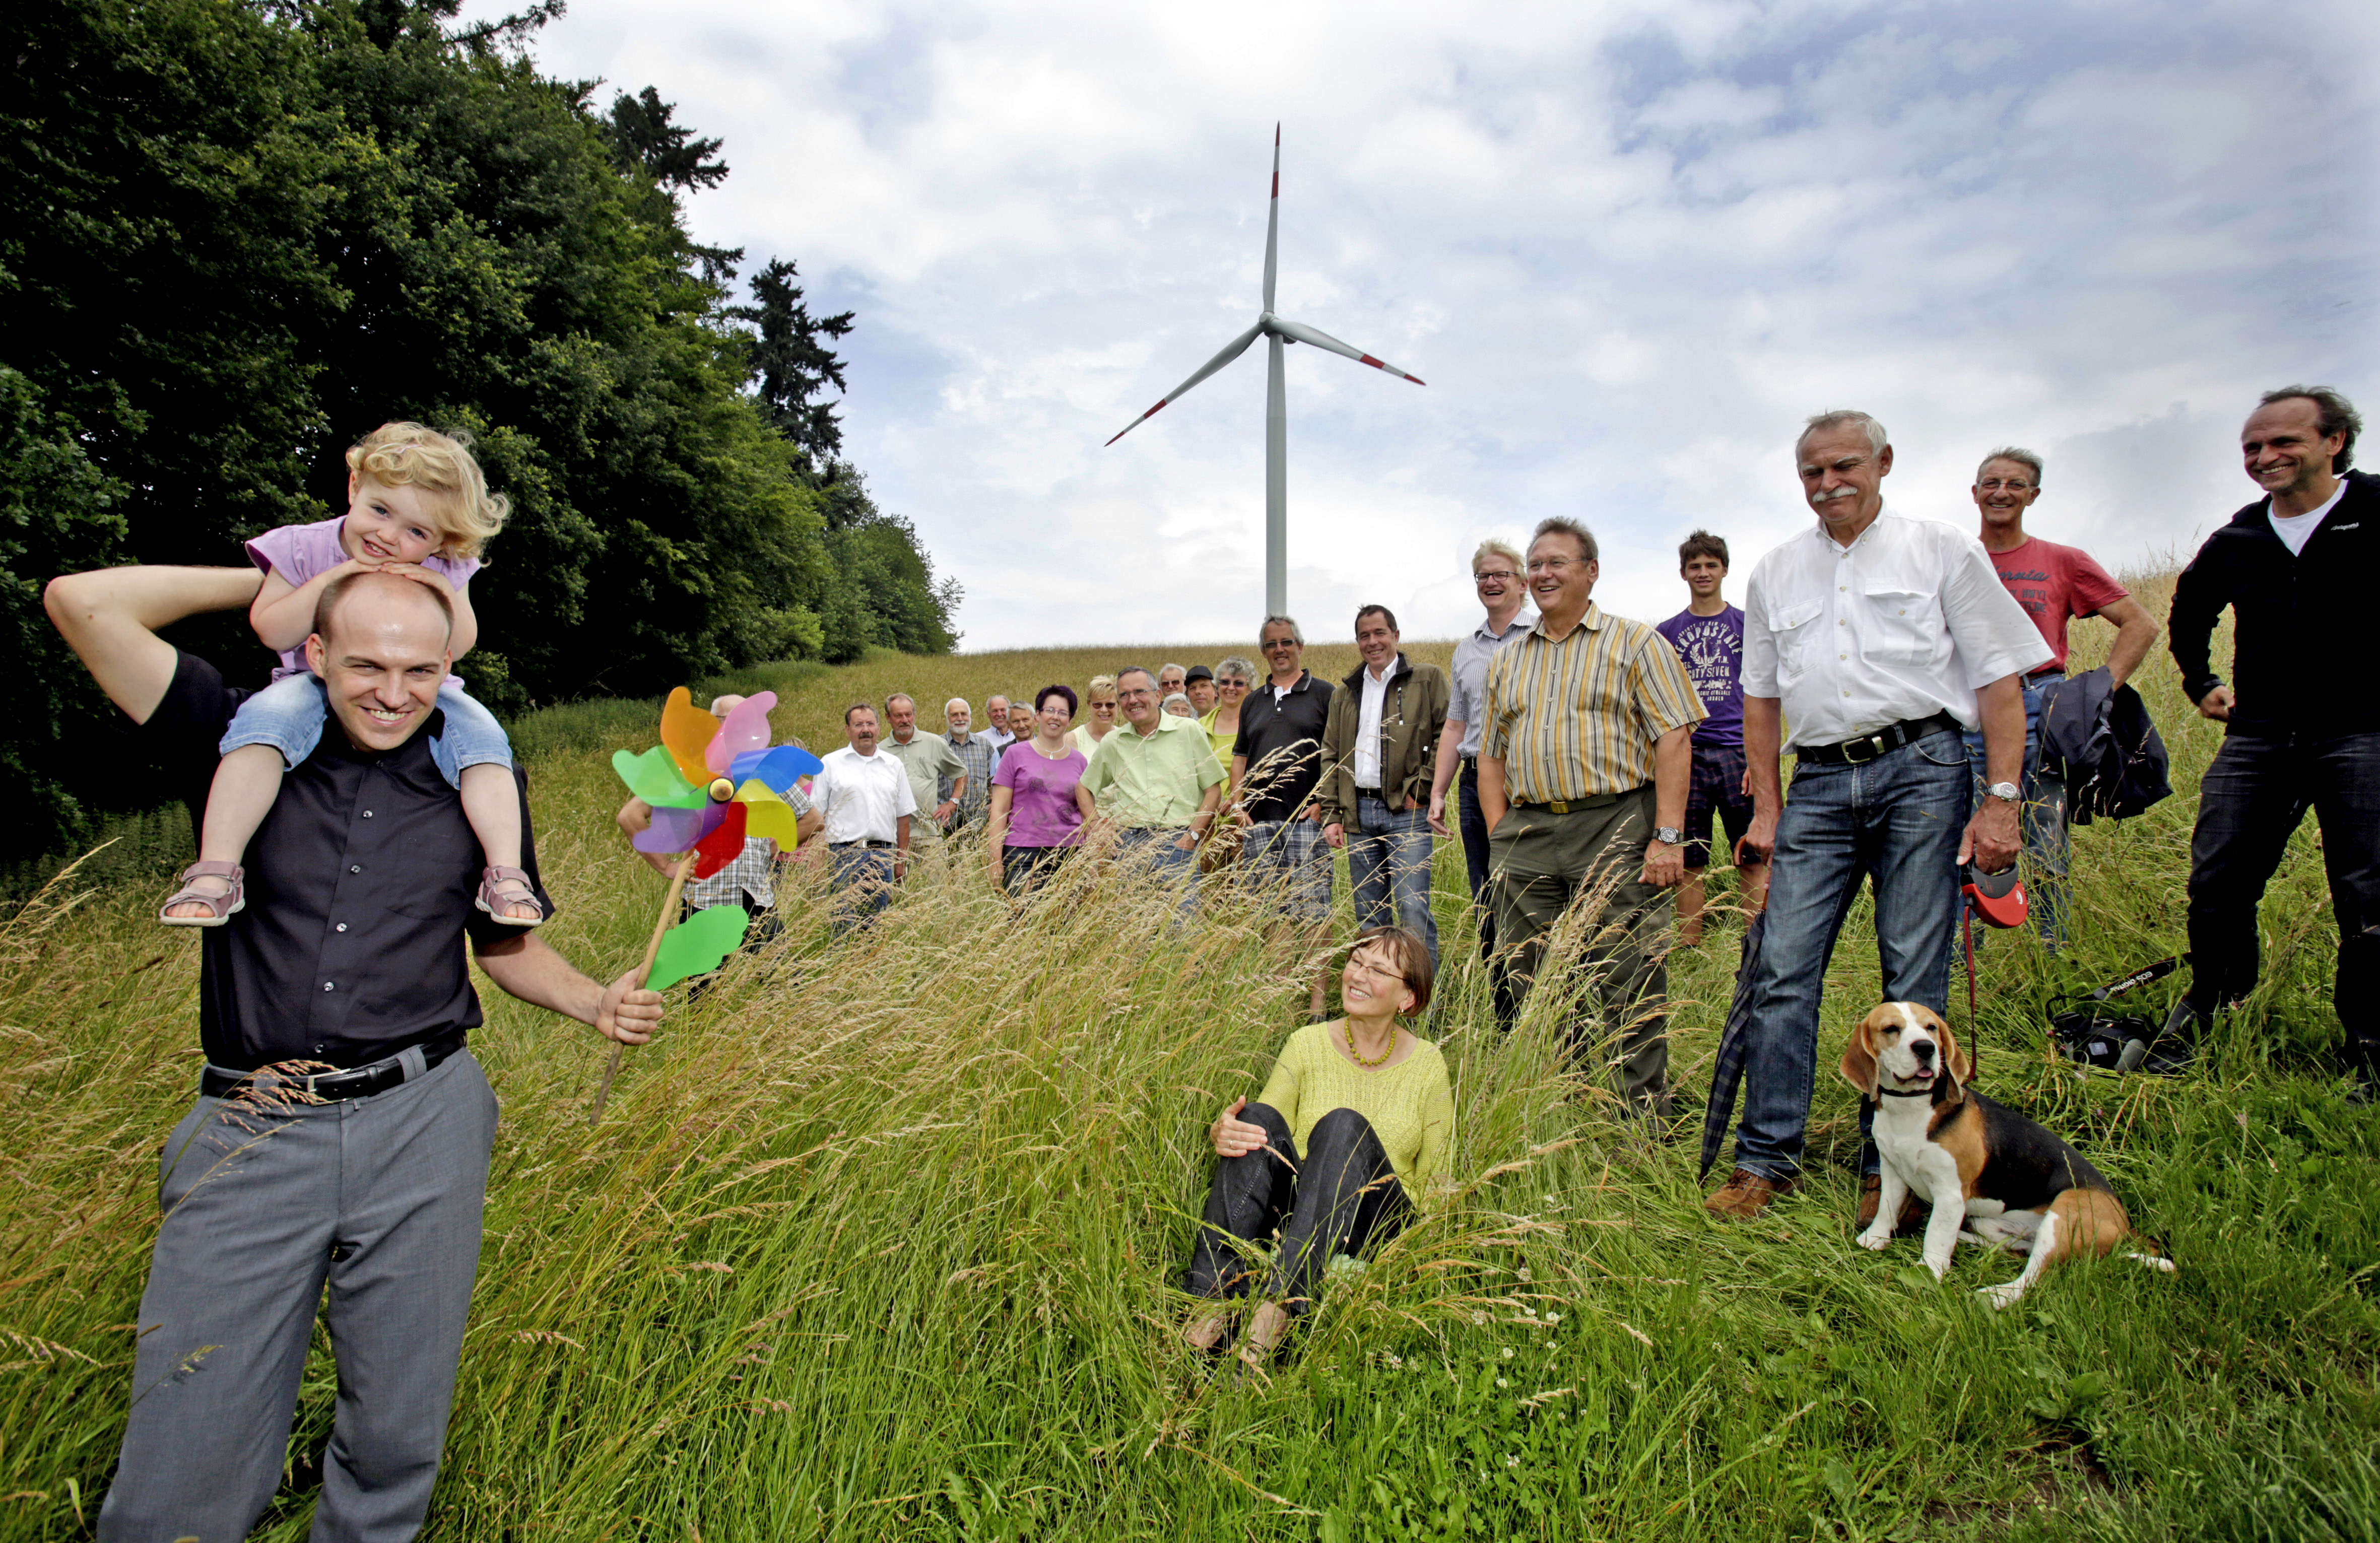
[985,685,1098,895]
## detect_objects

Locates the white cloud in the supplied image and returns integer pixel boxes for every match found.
[464,0,2378,646]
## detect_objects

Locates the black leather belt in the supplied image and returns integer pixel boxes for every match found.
[829,839,894,849]
[1797,711,1961,766]
[202,1034,463,1101]
[2026,663,2067,681]
[1355,784,1383,797]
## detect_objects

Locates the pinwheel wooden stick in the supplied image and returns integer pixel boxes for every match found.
[588,851,696,1125]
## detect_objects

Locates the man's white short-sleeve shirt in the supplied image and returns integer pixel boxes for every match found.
[812,746,918,844]
[1741,509,2051,750]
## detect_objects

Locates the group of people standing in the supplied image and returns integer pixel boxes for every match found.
[40,381,2376,1534]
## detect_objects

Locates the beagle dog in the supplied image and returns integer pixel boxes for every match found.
[1840,1003,2174,1308]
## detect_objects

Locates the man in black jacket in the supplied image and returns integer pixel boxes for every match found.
[2168,385,2375,1092]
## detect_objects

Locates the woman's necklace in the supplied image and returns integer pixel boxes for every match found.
[1345,1019,1396,1068]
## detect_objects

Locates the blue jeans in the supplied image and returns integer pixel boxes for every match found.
[1348,796,1438,965]
[1958,675,2068,949]
[221,673,512,789]
[828,846,896,937]
[1730,729,1968,1180]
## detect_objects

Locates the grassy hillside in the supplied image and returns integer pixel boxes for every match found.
[3,587,2375,1540]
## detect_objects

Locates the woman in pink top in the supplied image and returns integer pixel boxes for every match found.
[984,685,1096,896]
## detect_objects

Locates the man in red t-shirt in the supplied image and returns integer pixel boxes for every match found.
[1967,446,2161,951]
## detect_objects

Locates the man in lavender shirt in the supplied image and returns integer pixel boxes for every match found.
[1655,530,1769,945]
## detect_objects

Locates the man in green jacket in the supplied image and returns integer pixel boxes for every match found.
[1320,605,1451,964]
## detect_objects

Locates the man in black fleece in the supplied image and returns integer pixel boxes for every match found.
[2168,386,2375,1093]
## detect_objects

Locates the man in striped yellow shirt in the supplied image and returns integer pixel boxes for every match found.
[1479,516,1704,1120]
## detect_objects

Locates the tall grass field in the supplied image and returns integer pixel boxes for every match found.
[4,581,2375,1540]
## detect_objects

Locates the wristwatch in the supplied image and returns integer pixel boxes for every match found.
[1653,826,1684,845]
[1984,781,2022,803]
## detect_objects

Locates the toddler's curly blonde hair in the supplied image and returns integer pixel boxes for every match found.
[344,422,510,560]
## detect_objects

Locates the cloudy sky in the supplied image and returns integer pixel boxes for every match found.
[471,0,2375,648]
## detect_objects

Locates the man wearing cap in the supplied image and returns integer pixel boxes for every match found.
[45,562,662,1541]
[1705,410,2045,1223]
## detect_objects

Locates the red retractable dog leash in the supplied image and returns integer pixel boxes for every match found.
[1961,863,2028,1025]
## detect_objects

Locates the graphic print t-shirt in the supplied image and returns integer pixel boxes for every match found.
[1987,537,2127,672]
[1656,605,1746,747]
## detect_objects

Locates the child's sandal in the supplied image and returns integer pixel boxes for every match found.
[477,866,546,926]
[160,862,245,927]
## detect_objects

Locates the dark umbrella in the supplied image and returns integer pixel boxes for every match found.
[1698,909,1768,1180]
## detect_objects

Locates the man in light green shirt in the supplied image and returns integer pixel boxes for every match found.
[1084,666,1225,884]
[883,693,965,847]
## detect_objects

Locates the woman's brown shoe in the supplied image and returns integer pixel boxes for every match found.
[1703,1168,1798,1219]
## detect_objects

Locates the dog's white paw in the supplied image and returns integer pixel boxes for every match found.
[1974,1282,2025,1310]
[1856,1226,1893,1252]
[1923,1253,1953,1281]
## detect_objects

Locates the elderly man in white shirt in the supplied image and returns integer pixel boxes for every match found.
[1704,410,2048,1224]
[811,703,918,937]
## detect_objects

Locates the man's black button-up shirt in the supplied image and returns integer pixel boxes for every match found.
[1231,670,1335,823]
[148,651,555,1071]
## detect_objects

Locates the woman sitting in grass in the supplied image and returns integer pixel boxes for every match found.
[1184,925,1452,1368]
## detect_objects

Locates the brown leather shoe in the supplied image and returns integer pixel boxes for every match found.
[1855,1174,1930,1236]
[1703,1168,1798,1219]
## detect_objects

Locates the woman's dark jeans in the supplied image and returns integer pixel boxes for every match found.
[1183,1103,1409,1316]
[1002,844,1069,896]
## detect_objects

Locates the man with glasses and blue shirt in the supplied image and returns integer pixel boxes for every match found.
[1428,539,1535,1009]
[1704,409,2046,1224]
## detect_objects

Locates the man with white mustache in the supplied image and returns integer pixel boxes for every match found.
[1704,410,2046,1225]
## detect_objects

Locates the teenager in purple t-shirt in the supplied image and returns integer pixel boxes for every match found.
[985,685,1099,896]
[1655,530,1769,944]
[158,423,542,929]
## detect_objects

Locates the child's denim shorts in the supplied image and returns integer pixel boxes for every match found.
[220,673,512,789]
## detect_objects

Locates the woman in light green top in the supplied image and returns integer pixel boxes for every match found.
[1183,925,1453,1368]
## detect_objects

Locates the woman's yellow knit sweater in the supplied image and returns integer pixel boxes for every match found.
[1256,1023,1455,1201]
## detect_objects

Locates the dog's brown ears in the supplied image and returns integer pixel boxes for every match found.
[1931,1012,1973,1095]
[1837,1013,1882,1098]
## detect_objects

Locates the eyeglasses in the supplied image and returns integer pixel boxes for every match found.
[1475,569,1518,584]
[1262,639,1298,650]
[1976,478,2035,493]
[1117,689,1154,701]
[1345,955,1406,984]
[1526,556,1581,574]
[1218,679,1248,690]
[1091,699,1116,710]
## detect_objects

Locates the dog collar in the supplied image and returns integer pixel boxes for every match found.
[1877,1086,1937,1098]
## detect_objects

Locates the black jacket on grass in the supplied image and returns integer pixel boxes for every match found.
[2169,469,2380,737]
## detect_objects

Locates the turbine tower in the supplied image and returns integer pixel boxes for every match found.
[1105,127,1424,616]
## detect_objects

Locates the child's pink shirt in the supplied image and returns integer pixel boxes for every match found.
[246,515,480,681]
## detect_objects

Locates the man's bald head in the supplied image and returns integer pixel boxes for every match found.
[314,568,454,650]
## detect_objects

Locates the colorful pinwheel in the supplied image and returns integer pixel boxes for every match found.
[590,687,823,1122]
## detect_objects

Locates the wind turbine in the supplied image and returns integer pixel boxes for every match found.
[1105,126,1425,616]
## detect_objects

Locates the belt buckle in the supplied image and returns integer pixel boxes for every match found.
[1546,799,1570,814]
[1840,732,1884,765]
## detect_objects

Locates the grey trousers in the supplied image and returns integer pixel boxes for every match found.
[98,1049,498,1543]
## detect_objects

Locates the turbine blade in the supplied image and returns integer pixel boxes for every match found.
[1268,317,1425,385]
[1263,123,1280,315]
[1104,320,1266,445]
